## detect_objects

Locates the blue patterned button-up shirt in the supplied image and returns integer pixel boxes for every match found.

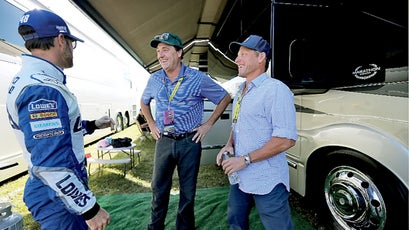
[141,63,228,135]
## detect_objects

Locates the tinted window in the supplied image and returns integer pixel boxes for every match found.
[272,0,408,90]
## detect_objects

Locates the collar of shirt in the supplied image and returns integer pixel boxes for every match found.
[22,54,67,85]
[162,63,187,84]
[237,72,269,93]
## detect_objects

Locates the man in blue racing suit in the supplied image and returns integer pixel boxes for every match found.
[6,9,112,230]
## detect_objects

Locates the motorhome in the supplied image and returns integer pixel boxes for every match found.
[0,0,150,183]
[270,1,408,229]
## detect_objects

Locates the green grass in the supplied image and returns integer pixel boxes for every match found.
[0,124,229,229]
[0,124,318,229]
[87,125,229,195]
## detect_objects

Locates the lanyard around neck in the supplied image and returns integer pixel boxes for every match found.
[232,83,249,123]
[168,76,184,102]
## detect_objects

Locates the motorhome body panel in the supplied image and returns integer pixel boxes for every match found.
[0,52,28,182]
[288,80,408,195]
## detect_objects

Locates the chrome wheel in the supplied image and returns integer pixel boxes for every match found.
[115,114,123,132]
[324,166,386,229]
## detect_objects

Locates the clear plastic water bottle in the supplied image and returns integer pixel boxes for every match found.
[222,152,240,185]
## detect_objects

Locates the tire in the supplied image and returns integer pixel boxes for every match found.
[123,112,129,128]
[115,113,124,132]
[312,149,408,230]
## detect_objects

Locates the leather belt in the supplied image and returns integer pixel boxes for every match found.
[162,132,195,140]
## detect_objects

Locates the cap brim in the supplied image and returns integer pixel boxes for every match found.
[66,34,84,43]
[150,39,160,48]
[150,39,183,49]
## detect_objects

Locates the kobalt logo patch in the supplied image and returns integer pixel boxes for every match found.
[30,111,58,120]
[33,130,65,139]
[30,118,62,132]
[28,99,57,112]
[352,64,380,80]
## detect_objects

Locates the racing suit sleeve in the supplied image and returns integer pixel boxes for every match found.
[16,84,99,218]
[83,120,98,135]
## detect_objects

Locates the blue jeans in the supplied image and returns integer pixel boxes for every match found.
[148,133,201,230]
[228,183,294,230]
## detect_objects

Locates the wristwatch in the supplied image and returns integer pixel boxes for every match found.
[243,154,251,166]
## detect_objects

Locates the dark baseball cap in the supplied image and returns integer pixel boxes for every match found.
[229,35,271,58]
[18,9,84,42]
[150,32,183,49]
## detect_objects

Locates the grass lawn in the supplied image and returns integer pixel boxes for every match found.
[0,124,317,229]
[0,124,229,229]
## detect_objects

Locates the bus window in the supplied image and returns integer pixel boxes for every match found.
[272,1,407,91]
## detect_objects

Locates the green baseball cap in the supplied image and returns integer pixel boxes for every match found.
[150,32,183,49]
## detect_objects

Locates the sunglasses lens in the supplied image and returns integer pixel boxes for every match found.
[154,33,169,41]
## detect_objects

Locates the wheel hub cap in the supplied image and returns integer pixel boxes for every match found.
[325,166,386,229]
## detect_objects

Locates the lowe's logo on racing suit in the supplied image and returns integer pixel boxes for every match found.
[28,99,57,112]
[56,175,91,207]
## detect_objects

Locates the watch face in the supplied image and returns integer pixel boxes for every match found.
[244,155,250,165]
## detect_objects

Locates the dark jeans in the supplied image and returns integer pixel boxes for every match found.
[148,133,201,230]
[228,183,294,230]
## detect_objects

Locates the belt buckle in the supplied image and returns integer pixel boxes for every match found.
[163,132,192,140]
[173,133,184,140]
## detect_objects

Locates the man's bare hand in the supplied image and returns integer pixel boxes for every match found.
[192,123,212,143]
[86,207,110,230]
[216,146,234,166]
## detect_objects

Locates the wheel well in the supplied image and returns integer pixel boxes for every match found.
[305,147,407,200]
